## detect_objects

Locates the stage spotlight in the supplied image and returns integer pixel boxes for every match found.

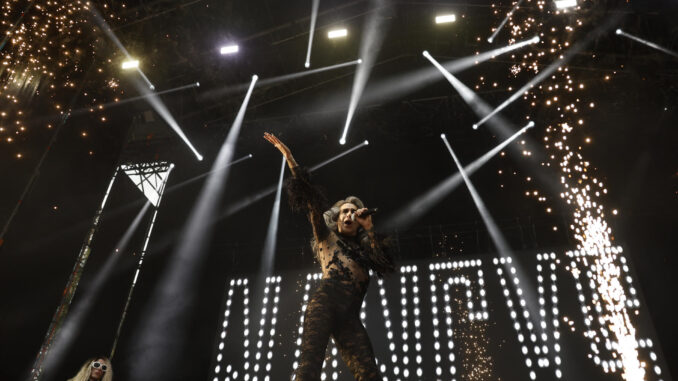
[122,60,139,70]
[554,0,576,9]
[220,44,239,55]
[328,29,348,39]
[616,29,678,58]
[304,0,320,68]
[435,14,456,24]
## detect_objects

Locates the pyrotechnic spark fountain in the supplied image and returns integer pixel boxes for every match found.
[384,123,533,231]
[304,0,320,68]
[129,75,258,380]
[616,29,678,58]
[481,4,642,380]
[339,0,389,144]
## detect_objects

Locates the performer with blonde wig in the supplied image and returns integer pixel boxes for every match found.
[67,356,113,381]
[264,132,395,381]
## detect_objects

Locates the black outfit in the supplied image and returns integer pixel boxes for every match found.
[286,167,395,381]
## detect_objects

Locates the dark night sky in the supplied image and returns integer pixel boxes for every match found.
[0,1,676,380]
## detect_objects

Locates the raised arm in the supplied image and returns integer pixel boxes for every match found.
[263,132,299,174]
[264,132,329,243]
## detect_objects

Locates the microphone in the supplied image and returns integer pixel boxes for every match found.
[351,208,378,221]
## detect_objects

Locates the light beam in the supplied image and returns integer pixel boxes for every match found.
[40,202,151,380]
[440,134,542,344]
[128,75,258,380]
[260,157,287,278]
[473,18,618,129]
[314,36,538,115]
[200,59,360,101]
[616,29,678,58]
[339,0,389,144]
[304,0,320,68]
[222,140,369,219]
[88,5,203,160]
[383,123,533,231]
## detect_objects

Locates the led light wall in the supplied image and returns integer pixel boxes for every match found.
[209,247,669,381]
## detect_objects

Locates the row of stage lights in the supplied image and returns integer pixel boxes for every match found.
[119,12,458,71]
[119,0,580,71]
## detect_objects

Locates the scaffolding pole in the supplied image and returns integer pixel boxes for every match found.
[29,167,120,381]
[110,163,173,359]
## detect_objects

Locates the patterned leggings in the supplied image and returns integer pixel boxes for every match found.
[294,278,381,381]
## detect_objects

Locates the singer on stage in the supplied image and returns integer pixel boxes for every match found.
[264,132,395,381]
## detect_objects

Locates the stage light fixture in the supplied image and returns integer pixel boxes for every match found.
[122,60,139,70]
[328,28,348,39]
[435,14,456,24]
[554,0,576,9]
[220,44,239,55]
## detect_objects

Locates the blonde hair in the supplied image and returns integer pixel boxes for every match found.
[68,357,113,381]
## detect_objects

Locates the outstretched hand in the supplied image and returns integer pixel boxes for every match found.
[264,132,292,159]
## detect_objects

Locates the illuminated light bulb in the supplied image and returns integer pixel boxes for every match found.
[220,45,239,55]
[328,29,348,39]
[435,14,456,24]
[121,59,139,70]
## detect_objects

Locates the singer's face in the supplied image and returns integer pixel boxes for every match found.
[337,202,359,236]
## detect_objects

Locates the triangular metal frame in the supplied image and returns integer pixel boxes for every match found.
[121,162,173,207]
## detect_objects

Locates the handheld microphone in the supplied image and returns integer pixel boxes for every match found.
[351,208,378,221]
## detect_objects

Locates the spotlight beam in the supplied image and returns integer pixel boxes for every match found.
[222,140,369,219]
[314,36,538,116]
[304,0,320,68]
[260,157,287,278]
[310,140,369,171]
[40,202,151,379]
[447,36,539,73]
[440,134,542,339]
[88,5,203,161]
[340,0,390,144]
[200,59,361,101]
[68,82,200,118]
[166,154,253,192]
[616,29,678,58]
[129,75,258,380]
[383,123,533,231]
[420,51,565,201]
[487,0,525,43]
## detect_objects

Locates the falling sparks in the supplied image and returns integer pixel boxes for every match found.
[479,0,646,379]
[0,0,124,160]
